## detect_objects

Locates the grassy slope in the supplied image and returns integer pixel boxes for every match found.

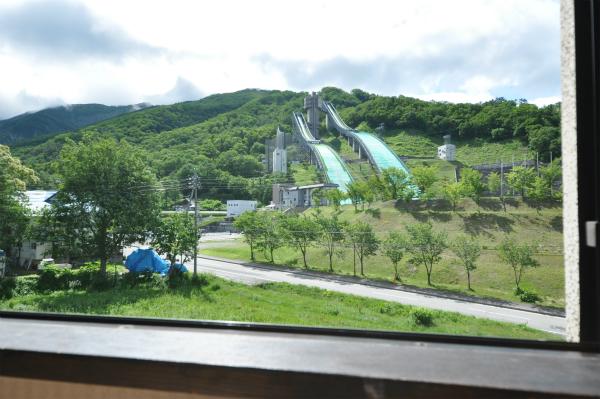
[202,200,564,308]
[0,274,557,340]
[382,130,533,167]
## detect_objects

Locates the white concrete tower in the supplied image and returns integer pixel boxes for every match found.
[272,126,287,173]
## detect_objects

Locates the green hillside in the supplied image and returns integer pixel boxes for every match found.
[9,87,560,203]
[0,103,151,145]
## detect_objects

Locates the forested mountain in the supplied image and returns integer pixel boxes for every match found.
[0,103,152,145]
[10,87,560,204]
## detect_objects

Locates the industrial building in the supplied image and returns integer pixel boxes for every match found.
[271,183,338,209]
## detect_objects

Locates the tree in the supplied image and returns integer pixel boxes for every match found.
[315,214,347,272]
[383,232,407,281]
[53,138,161,274]
[411,165,438,200]
[151,213,198,270]
[367,175,385,202]
[487,171,505,210]
[256,212,283,263]
[540,160,561,198]
[460,168,486,207]
[281,215,319,268]
[345,181,364,212]
[345,222,379,276]
[234,211,262,261]
[450,235,481,290]
[529,176,551,203]
[405,223,447,286]
[0,145,38,260]
[380,167,410,201]
[325,188,346,211]
[506,166,536,198]
[442,181,464,212]
[498,237,540,292]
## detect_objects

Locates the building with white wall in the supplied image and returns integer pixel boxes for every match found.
[437,134,456,161]
[226,200,257,218]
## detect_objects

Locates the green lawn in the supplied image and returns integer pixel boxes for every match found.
[0,274,559,340]
[203,200,564,308]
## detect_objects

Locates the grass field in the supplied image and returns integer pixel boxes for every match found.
[382,130,534,167]
[202,200,564,308]
[0,273,558,340]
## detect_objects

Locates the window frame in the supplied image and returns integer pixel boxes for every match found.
[0,0,598,352]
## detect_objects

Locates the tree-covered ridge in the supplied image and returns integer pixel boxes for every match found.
[10,87,560,202]
[0,103,151,145]
[339,96,560,158]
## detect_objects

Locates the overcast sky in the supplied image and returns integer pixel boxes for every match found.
[0,0,560,119]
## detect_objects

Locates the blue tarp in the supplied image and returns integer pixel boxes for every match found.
[125,248,169,275]
[172,263,188,273]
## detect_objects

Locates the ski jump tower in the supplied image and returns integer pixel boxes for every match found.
[304,92,322,139]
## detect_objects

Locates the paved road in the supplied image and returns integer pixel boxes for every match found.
[189,256,566,336]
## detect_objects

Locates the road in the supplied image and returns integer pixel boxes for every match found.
[189,255,566,336]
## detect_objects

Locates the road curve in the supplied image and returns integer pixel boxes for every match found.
[190,255,565,337]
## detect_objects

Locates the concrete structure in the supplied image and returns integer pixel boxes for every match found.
[437,134,456,161]
[226,200,257,218]
[271,183,338,209]
[272,127,287,173]
[304,92,322,139]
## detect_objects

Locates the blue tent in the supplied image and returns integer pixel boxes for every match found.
[125,248,169,275]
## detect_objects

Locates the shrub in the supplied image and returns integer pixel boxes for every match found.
[37,265,73,292]
[409,308,435,327]
[0,278,17,299]
[517,288,541,303]
[14,276,39,296]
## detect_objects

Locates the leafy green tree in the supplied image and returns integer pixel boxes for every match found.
[54,138,161,274]
[151,213,198,268]
[345,222,379,276]
[281,215,320,268]
[487,171,501,195]
[345,181,364,212]
[383,232,407,281]
[450,235,481,290]
[359,181,376,209]
[381,167,410,201]
[256,212,283,263]
[460,168,486,206]
[540,160,561,198]
[498,237,540,292]
[367,175,386,202]
[528,176,551,206]
[506,166,536,198]
[234,211,262,260]
[325,188,346,211]
[0,145,37,260]
[405,223,447,286]
[442,181,464,212]
[411,165,438,200]
[315,214,347,272]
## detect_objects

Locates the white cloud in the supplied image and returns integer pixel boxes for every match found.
[0,0,561,118]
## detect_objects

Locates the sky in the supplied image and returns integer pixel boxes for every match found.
[0,0,561,119]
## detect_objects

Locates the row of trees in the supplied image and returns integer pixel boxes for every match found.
[313,162,561,213]
[234,211,540,293]
[1,138,205,276]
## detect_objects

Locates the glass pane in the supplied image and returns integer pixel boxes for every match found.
[0,0,564,341]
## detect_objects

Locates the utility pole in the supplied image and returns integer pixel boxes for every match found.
[191,173,201,276]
